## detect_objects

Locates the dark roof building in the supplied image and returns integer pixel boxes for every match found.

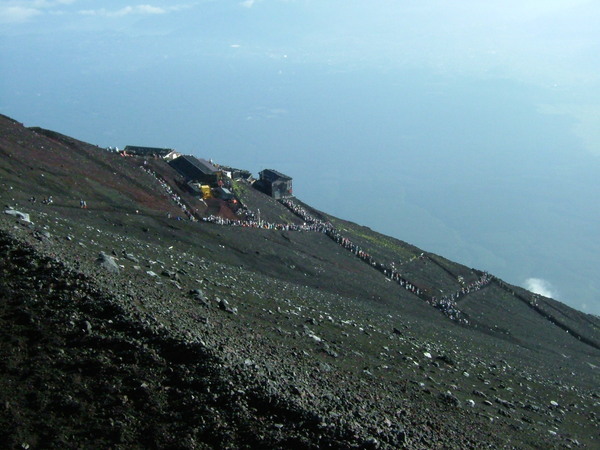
[123,146,173,157]
[169,155,219,184]
[219,165,253,180]
[256,169,293,199]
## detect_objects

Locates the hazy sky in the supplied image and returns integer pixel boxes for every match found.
[2,1,599,314]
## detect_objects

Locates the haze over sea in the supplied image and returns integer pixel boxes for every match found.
[1,1,599,314]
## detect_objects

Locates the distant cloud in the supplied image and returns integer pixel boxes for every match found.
[0,1,193,23]
[79,5,167,17]
[78,4,192,18]
[0,6,42,23]
[240,0,255,8]
[0,0,78,23]
[246,106,288,121]
[524,278,558,299]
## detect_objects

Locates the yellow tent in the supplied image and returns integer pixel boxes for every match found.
[201,185,213,199]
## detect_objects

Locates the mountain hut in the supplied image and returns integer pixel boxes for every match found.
[257,169,293,199]
[169,155,219,185]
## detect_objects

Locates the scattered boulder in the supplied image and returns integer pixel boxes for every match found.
[439,391,460,406]
[189,288,208,305]
[122,251,139,263]
[34,230,51,241]
[217,298,237,315]
[495,397,516,409]
[161,269,180,281]
[4,208,31,223]
[96,252,120,273]
[190,289,206,301]
[473,390,488,399]
[435,354,455,366]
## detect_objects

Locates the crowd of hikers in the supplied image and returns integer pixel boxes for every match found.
[141,166,198,221]
[278,199,496,324]
[201,214,322,231]
[140,166,492,323]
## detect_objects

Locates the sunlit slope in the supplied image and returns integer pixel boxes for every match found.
[0,115,181,216]
[2,113,598,358]
[460,284,596,352]
[293,195,600,357]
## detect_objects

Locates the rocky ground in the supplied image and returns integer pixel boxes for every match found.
[1,114,599,448]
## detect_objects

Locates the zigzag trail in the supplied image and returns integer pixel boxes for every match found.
[131,166,600,348]
[279,199,600,350]
[491,279,600,351]
[278,198,473,323]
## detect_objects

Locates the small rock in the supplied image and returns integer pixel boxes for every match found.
[123,252,139,263]
[473,390,487,399]
[35,230,51,241]
[440,391,460,406]
[217,298,237,314]
[190,289,207,302]
[435,354,455,366]
[319,362,333,372]
[495,397,515,409]
[364,436,379,449]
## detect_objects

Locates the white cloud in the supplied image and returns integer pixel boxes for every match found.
[79,5,171,17]
[246,106,288,121]
[524,278,558,299]
[0,6,42,23]
[0,0,79,23]
[240,0,255,8]
[78,4,196,18]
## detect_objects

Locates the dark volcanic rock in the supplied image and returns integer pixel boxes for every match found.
[1,115,599,449]
[96,251,119,273]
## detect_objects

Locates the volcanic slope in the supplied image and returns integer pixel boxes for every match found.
[1,114,599,448]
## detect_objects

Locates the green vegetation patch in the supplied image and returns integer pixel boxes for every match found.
[329,217,416,262]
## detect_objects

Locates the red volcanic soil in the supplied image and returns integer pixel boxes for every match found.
[0,115,217,219]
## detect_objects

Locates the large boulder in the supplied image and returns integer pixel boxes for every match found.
[96,252,120,273]
[4,208,31,223]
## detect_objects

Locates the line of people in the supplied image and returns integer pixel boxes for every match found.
[135,173,491,324]
[278,199,497,324]
[140,166,198,221]
[200,213,329,233]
